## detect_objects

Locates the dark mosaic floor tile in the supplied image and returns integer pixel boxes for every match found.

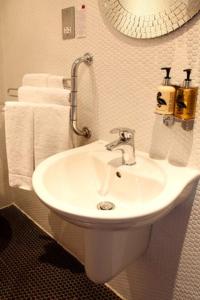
[0,205,121,300]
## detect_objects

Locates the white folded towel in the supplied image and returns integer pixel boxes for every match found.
[34,104,72,166]
[18,86,70,106]
[5,102,72,190]
[22,73,50,87]
[47,75,65,89]
[5,102,34,190]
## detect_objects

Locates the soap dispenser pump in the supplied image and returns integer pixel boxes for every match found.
[183,68,192,88]
[155,67,176,115]
[174,69,198,120]
[162,67,171,85]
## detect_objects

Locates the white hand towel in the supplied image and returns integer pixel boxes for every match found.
[5,102,34,190]
[22,73,50,87]
[47,75,65,89]
[18,86,71,106]
[34,104,72,166]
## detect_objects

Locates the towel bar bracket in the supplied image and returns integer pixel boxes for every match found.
[7,88,18,97]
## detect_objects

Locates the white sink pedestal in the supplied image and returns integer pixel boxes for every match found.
[85,225,151,283]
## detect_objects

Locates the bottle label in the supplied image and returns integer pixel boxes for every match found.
[155,90,175,114]
[157,92,167,108]
[175,88,198,120]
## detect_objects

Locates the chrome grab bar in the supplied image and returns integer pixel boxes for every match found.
[70,53,93,138]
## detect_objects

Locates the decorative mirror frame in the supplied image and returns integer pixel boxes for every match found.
[100,0,200,39]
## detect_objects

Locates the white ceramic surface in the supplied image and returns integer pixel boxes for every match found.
[32,140,200,229]
[32,140,200,282]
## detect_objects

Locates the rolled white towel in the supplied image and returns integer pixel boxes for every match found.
[22,73,50,87]
[18,86,71,106]
[5,102,34,190]
[34,104,72,166]
[47,75,65,89]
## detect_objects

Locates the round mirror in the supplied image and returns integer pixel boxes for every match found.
[100,0,200,39]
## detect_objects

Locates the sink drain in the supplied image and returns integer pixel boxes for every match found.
[97,201,115,210]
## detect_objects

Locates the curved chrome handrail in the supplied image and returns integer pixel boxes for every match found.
[70,53,93,138]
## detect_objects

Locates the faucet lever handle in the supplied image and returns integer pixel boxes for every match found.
[110,127,135,140]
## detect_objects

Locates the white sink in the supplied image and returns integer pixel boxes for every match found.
[32,140,200,282]
[33,140,199,228]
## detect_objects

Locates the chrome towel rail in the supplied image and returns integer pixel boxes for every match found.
[7,78,71,97]
[63,78,71,89]
[7,88,18,97]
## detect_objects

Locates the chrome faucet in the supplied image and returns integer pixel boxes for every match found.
[70,53,93,138]
[105,128,136,165]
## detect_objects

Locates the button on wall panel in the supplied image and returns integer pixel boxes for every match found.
[62,7,75,39]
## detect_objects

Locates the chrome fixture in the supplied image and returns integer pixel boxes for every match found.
[106,128,136,165]
[97,201,115,210]
[70,53,93,138]
[7,88,18,98]
[163,115,175,128]
[7,78,71,98]
[162,115,194,131]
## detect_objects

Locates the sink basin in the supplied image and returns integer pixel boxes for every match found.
[33,140,199,229]
[32,140,200,282]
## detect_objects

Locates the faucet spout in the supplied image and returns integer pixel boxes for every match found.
[106,139,122,151]
[105,128,136,165]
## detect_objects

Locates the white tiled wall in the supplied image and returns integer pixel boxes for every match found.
[1,0,200,299]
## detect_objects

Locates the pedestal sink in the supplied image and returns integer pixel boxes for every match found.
[32,140,200,283]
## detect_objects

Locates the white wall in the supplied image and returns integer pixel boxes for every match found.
[0,0,10,207]
[1,0,200,299]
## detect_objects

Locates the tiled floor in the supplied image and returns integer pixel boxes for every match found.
[0,205,121,300]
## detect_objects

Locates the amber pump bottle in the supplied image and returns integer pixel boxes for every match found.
[174,69,198,120]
